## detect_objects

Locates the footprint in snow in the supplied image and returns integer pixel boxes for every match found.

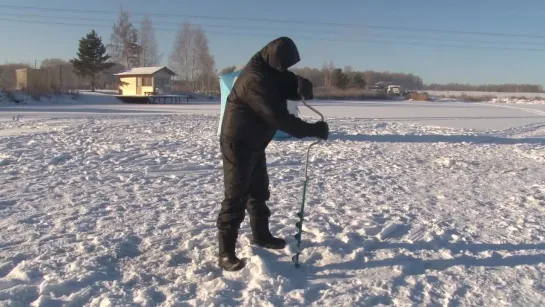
[0,199,17,209]
[49,153,71,165]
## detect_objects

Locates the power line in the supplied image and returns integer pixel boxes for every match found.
[0,4,544,39]
[3,17,545,53]
[2,11,545,47]
[0,12,344,36]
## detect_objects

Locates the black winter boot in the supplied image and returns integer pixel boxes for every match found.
[250,218,286,249]
[218,230,245,271]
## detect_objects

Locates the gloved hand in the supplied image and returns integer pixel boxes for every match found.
[297,76,313,100]
[310,121,329,140]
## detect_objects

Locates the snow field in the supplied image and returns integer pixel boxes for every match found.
[1,109,545,306]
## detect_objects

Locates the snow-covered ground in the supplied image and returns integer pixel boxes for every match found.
[1,93,545,306]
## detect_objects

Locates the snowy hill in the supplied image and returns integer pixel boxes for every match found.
[1,95,545,305]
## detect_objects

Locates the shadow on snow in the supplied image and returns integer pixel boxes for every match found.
[248,228,545,304]
[316,240,545,277]
[325,131,545,145]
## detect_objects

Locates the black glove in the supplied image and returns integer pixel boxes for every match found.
[310,121,329,140]
[297,76,313,100]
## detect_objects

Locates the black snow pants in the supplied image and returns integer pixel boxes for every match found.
[217,139,271,231]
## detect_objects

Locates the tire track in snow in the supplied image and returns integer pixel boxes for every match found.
[478,102,545,117]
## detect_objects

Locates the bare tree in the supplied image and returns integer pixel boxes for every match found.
[169,21,194,85]
[322,61,335,88]
[109,8,140,68]
[169,21,216,92]
[193,27,215,91]
[127,30,141,68]
[39,58,77,90]
[40,58,67,68]
[138,14,160,67]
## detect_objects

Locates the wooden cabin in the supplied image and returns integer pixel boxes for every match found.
[114,66,177,96]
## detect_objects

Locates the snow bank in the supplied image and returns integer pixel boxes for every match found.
[1,112,545,305]
[427,90,545,99]
[0,90,219,107]
[0,90,82,106]
[427,90,545,104]
[489,97,545,104]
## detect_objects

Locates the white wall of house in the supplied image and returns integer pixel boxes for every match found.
[119,76,154,96]
[119,76,137,95]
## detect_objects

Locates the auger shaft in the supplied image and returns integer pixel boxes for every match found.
[292,98,324,268]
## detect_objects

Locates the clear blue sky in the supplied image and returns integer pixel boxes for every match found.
[1,0,545,86]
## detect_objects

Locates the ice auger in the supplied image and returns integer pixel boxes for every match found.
[292,98,325,268]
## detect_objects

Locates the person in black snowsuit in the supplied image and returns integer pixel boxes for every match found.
[217,36,329,271]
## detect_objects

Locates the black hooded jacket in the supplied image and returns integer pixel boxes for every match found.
[220,37,317,150]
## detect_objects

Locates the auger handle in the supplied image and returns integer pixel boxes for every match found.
[301,98,324,122]
[301,98,324,179]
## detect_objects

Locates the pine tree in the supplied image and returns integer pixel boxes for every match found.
[350,72,367,89]
[330,68,349,89]
[70,29,115,91]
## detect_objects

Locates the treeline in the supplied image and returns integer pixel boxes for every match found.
[291,63,425,90]
[424,83,544,93]
[220,63,425,91]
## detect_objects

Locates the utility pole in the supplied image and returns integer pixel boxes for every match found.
[59,66,63,89]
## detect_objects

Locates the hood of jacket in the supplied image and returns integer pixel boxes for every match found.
[259,36,300,72]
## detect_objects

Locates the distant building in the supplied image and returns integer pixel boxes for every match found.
[15,68,50,91]
[370,82,387,92]
[387,85,401,96]
[113,66,177,96]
